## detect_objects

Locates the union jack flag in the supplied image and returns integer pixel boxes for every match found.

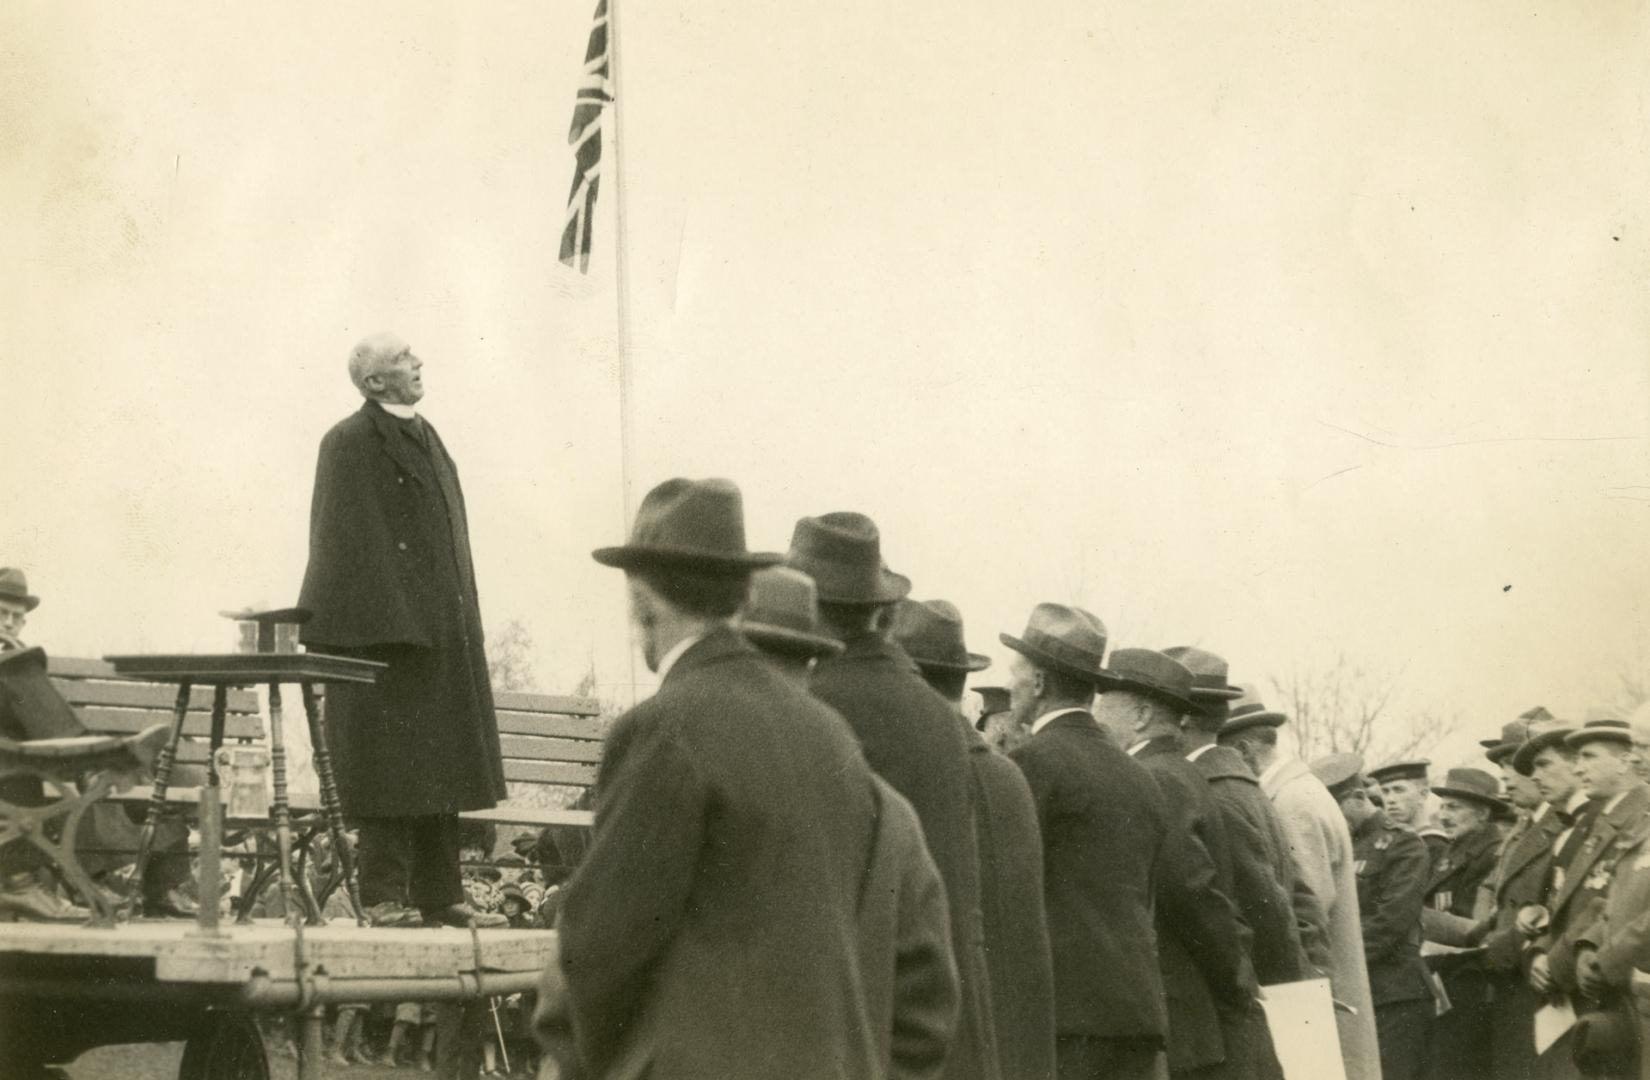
[560,0,612,273]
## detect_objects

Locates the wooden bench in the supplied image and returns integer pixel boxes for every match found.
[50,657,604,830]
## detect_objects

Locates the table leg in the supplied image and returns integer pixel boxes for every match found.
[267,682,302,929]
[130,679,192,915]
[195,686,228,934]
[302,682,366,925]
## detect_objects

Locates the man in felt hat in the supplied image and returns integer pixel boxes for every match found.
[892,598,1056,1080]
[296,333,506,930]
[740,569,962,1080]
[1094,647,1275,1080]
[0,568,40,651]
[973,687,1020,752]
[1167,645,1320,986]
[1219,690,1379,1080]
[998,602,1169,1080]
[549,479,934,1080]
[790,512,999,1080]
[1417,767,1504,1080]
[1314,752,1432,1080]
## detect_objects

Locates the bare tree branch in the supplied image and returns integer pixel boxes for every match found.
[1270,654,1458,766]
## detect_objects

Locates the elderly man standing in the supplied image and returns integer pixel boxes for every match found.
[790,513,999,1080]
[1002,603,1169,1080]
[554,480,916,1079]
[1219,689,1379,1080]
[298,333,506,929]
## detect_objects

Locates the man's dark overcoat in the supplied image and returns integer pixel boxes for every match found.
[298,400,504,817]
[1420,820,1501,1080]
[811,633,998,1080]
[1133,736,1270,1079]
[1008,710,1169,1045]
[558,627,902,1080]
[966,723,1056,1080]
[1191,744,1315,983]
[1481,805,1562,1080]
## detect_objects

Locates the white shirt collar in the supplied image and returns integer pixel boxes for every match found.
[1031,706,1089,737]
[1603,790,1630,815]
[1565,790,1589,815]
[654,632,706,685]
[1530,802,1550,823]
[1126,738,1148,756]
[378,401,418,419]
[1186,742,1217,762]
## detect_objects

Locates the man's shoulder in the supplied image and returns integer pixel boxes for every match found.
[318,405,376,448]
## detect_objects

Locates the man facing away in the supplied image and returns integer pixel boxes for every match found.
[1313,754,1431,1080]
[1219,690,1380,1080]
[297,333,506,929]
[1000,603,1169,1080]
[893,597,1057,1080]
[790,513,999,1080]
[554,479,915,1079]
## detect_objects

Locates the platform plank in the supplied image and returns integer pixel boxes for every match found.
[0,919,556,984]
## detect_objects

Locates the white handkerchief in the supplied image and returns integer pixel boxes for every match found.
[1533,999,1576,1056]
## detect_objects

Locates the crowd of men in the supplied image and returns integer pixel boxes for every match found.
[530,474,1650,1080]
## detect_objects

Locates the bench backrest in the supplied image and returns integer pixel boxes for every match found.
[495,690,605,791]
[49,656,263,769]
[49,656,605,794]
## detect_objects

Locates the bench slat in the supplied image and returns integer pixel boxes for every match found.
[78,707,265,741]
[50,677,259,714]
[494,691,601,717]
[495,711,604,741]
[503,761,596,787]
[499,735,603,764]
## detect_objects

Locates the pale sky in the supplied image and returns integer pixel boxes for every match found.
[4,0,1647,771]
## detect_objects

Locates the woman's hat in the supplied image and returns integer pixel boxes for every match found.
[593,478,781,574]
[785,512,911,605]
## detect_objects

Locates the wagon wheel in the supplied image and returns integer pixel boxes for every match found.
[177,1010,269,1080]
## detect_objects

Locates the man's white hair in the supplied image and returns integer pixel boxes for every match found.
[347,332,405,395]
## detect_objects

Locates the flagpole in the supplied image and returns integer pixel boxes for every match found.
[606,0,641,706]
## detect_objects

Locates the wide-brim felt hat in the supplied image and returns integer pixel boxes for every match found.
[1431,767,1503,808]
[1564,717,1632,751]
[785,512,911,605]
[892,599,989,673]
[1480,717,1534,752]
[1000,603,1109,686]
[593,478,782,574]
[737,566,844,659]
[1161,645,1244,708]
[0,568,40,612]
[1218,684,1288,737]
[1097,648,1196,711]
[1513,721,1576,775]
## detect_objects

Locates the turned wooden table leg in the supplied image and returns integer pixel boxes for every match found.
[130,679,192,914]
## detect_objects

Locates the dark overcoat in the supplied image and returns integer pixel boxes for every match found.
[1132,736,1265,1078]
[812,634,1000,1080]
[1008,711,1169,1043]
[1479,806,1563,1080]
[1421,821,1501,1080]
[298,400,504,817]
[965,723,1056,1080]
[558,628,897,1080]
[1545,784,1650,993]
[1351,811,1432,1007]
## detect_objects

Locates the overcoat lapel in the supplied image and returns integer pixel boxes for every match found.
[363,400,430,484]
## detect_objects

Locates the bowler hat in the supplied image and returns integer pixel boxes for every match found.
[593,478,781,574]
[892,599,989,674]
[1097,648,1195,711]
[1000,603,1109,686]
[785,512,911,605]
[1431,767,1502,809]
[1564,715,1633,751]
[738,566,844,659]
[1162,646,1242,719]
[1217,685,1287,738]
[1310,752,1366,800]
[1369,760,1430,785]
[0,568,40,612]
[1513,719,1576,775]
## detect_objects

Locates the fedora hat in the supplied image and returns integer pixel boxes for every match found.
[786,512,911,605]
[1310,752,1366,800]
[1217,684,1287,738]
[1431,767,1502,808]
[737,567,844,660]
[1513,719,1577,775]
[1097,648,1196,711]
[1162,645,1242,717]
[892,599,990,674]
[593,478,781,574]
[1564,715,1633,751]
[0,568,40,612]
[1000,603,1108,686]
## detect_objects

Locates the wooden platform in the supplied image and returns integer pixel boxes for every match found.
[0,919,557,984]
